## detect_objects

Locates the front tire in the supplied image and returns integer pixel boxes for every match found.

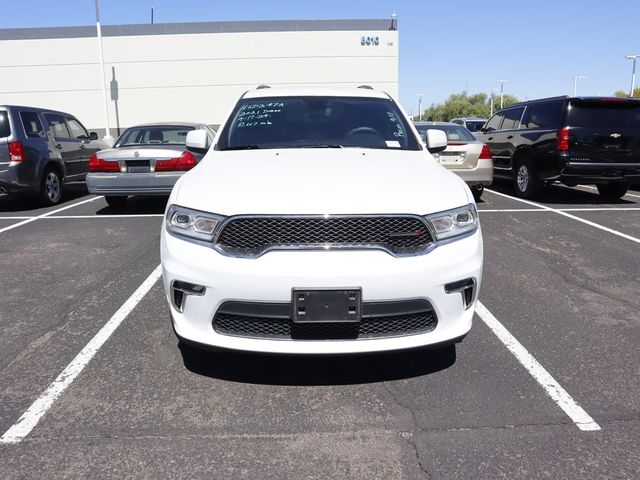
[39,167,63,205]
[513,158,542,198]
[105,195,128,207]
[597,183,628,201]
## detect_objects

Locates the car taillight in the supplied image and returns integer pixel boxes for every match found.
[155,151,197,172]
[89,154,120,172]
[448,141,468,146]
[8,141,25,162]
[479,144,492,160]
[557,127,570,152]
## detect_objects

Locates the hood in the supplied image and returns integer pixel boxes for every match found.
[174,148,471,216]
[98,145,187,159]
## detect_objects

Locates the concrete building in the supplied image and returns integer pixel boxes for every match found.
[0,19,398,137]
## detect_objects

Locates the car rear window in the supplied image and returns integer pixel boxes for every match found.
[0,110,10,138]
[116,126,194,147]
[217,96,421,151]
[567,101,640,128]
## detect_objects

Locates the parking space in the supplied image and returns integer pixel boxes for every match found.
[0,185,639,478]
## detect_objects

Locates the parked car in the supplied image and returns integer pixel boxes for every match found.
[450,117,488,133]
[86,122,216,207]
[475,96,640,199]
[161,86,483,355]
[0,105,108,205]
[414,122,493,200]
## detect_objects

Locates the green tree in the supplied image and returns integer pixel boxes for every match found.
[414,91,520,122]
[614,88,640,98]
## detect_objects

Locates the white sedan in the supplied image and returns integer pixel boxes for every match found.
[161,86,483,355]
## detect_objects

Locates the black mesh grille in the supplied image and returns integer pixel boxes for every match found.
[216,216,433,257]
[214,310,437,340]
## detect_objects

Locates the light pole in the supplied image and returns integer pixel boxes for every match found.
[572,75,586,96]
[417,94,423,121]
[94,0,113,141]
[625,55,639,97]
[489,89,496,117]
[497,80,507,109]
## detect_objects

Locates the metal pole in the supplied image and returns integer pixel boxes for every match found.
[151,7,154,25]
[95,0,113,141]
[573,76,578,97]
[500,82,504,109]
[417,94,423,122]
[631,57,637,97]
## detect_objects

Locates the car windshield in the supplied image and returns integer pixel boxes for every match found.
[116,125,194,147]
[465,121,485,132]
[567,101,640,128]
[216,96,421,151]
[414,124,476,142]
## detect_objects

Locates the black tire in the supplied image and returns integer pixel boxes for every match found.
[39,166,63,206]
[471,184,484,201]
[597,183,628,201]
[105,195,128,207]
[513,157,542,198]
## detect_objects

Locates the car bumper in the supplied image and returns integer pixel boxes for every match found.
[86,172,184,196]
[161,228,483,354]
[0,161,39,193]
[559,162,640,183]
[445,159,493,186]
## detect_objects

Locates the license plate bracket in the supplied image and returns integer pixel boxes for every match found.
[292,288,362,323]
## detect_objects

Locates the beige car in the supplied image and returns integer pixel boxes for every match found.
[414,122,493,200]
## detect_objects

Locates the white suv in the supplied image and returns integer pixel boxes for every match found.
[161,86,483,354]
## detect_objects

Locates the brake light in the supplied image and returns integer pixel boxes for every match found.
[448,141,468,146]
[600,98,628,103]
[89,154,119,172]
[557,127,570,152]
[479,144,492,160]
[8,141,25,162]
[155,151,197,172]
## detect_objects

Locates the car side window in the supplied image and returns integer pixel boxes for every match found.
[66,117,89,139]
[451,119,462,126]
[521,101,564,129]
[45,114,71,138]
[484,113,504,132]
[501,107,525,130]
[20,111,45,138]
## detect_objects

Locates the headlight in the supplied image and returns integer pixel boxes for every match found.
[165,205,225,242]
[425,204,478,241]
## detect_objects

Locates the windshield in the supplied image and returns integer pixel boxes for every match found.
[216,96,421,151]
[116,125,194,147]
[567,101,640,128]
[414,124,476,142]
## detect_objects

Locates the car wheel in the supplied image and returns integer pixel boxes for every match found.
[513,158,542,198]
[105,195,128,207]
[471,184,484,201]
[597,183,628,200]
[39,167,63,205]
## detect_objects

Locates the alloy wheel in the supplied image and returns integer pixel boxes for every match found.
[45,172,61,203]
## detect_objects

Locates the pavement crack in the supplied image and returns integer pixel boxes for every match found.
[403,433,432,479]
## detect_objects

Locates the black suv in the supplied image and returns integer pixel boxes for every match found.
[0,105,108,205]
[475,96,640,199]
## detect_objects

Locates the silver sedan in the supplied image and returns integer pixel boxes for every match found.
[86,122,215,207]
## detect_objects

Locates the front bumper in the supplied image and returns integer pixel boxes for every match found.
[161,229,483,354]
[86,172,183,196]
[445,159,493,187]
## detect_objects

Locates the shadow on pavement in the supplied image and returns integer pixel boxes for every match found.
[0,189,88,213]
[488,178,635,206]
[95,195,168,215]
[180,342,457,386]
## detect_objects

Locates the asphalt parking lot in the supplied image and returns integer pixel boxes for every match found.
[0,182,638,479]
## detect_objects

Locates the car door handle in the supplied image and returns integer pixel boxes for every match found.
[487,137,494,141]
[55,144,63,150]
[79,144,86,150]
[507,135,514,139]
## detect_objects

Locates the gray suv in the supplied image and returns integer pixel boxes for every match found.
[0,105,108,205]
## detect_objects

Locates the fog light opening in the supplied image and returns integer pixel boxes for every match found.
[171,280,206,312]
[445,278,476,310]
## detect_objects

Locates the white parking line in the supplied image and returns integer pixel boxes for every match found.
[478,207,640,213]
[0,265,162,444]
[475,301,600,431]
[0,214,164,220]
[485,189,640,245]
[0,197,102,234]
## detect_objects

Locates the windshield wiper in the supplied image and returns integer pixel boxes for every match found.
[299,144,344,149]
[220,145,262,151]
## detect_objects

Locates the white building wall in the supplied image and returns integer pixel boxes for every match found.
[0,21,398,135]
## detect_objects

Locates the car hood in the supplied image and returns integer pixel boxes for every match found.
[173,148,471,215]
[97,145,187,159]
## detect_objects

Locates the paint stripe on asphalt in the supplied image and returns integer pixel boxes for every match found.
[0,196,102,234]
[0,265,162,444]
[476,301,600,431]
[485,189,640,244]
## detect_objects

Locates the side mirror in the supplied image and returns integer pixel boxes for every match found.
[425,129,447,154]
[89,132,98,141]
[185,129,210,154]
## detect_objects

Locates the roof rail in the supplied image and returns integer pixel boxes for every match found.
[358,85,374,90]
[256,84,271,90]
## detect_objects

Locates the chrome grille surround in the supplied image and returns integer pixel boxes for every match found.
[212,214,436,258]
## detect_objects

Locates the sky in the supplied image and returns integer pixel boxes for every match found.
[2,0,639,114]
